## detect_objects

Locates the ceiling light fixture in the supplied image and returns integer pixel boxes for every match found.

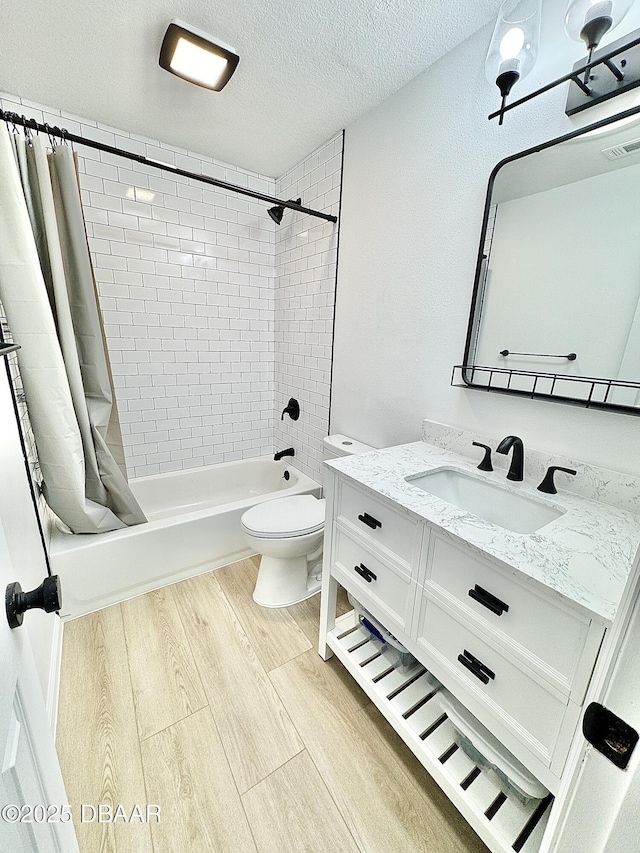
[159,20,240,91]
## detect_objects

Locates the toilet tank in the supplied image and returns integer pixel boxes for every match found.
[323,434,375,460]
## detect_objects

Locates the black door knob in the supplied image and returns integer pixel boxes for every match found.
[5,575,62,629]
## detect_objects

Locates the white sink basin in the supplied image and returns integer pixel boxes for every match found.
[405,468,565,534]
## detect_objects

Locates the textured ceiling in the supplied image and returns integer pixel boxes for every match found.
[0,0,501,177]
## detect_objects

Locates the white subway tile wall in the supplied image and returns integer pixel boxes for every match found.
[0,93,341,483]
[274,133,342,482]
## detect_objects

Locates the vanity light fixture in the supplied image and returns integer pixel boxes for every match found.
[488,0,640,121]
[486,0,542,124]
[159,20,240,91]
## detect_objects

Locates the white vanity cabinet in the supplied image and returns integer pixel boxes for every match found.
[319,466,608,853]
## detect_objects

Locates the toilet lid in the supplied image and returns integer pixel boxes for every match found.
[241,495,325,538]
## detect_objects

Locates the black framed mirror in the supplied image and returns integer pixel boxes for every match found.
[457,105,640,415]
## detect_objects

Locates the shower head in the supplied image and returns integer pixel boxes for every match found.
[267,198,301,225]
[268,204,284,224]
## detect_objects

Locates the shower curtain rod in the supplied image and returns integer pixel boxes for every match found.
[0,110,338,223]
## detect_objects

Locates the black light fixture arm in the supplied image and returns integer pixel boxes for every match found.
[0,110,337,224]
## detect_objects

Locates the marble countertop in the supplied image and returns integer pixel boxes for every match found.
[327,441,640,625]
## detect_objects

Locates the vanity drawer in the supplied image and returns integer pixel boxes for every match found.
[332,528,414,635]
[415,594,568,765]
[425,535,596,695]
[336,480,420,569]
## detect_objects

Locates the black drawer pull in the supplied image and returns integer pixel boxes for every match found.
[468,584,509,617]
[358,512,382,530]
[457,649,495,685]
[354,563,377,583]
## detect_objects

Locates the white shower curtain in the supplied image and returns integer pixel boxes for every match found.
[0,123,146,533]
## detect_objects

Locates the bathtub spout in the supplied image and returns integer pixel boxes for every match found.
[274,448,295,461]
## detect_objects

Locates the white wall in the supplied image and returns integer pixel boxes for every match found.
[332,0,640,476]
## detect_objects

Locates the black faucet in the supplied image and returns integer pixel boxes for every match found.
[496,435,524,481]
[281,398,300,421]
[537,466,576,494]
[274,447,295,461]
[472,441,493,472]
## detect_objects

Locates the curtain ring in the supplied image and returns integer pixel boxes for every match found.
[21,116,33,146]
[44,123,57,150]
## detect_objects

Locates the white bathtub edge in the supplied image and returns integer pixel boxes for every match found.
[58,548,259,622]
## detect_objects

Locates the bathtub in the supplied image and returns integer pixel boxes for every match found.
[50,457,321,619]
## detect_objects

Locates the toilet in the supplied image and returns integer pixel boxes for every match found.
[241,434,374,608]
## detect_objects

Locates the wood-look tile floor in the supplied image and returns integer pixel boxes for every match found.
[56,557,490,853]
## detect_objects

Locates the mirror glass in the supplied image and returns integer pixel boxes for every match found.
[462,111,640,413]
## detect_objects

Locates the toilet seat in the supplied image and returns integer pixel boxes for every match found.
[241,495,325,539]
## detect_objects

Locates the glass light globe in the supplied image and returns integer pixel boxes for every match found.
[565,0,635,47]
[485,0,541,86]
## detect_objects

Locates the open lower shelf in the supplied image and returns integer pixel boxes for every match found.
[327,610,552,853]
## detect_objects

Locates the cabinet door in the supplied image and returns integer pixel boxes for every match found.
[415,590,570,768]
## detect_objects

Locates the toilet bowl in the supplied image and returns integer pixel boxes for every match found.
[241,495,326,607]
[241,434,374,608]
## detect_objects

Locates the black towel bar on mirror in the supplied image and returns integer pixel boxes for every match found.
[500,350,577,361]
